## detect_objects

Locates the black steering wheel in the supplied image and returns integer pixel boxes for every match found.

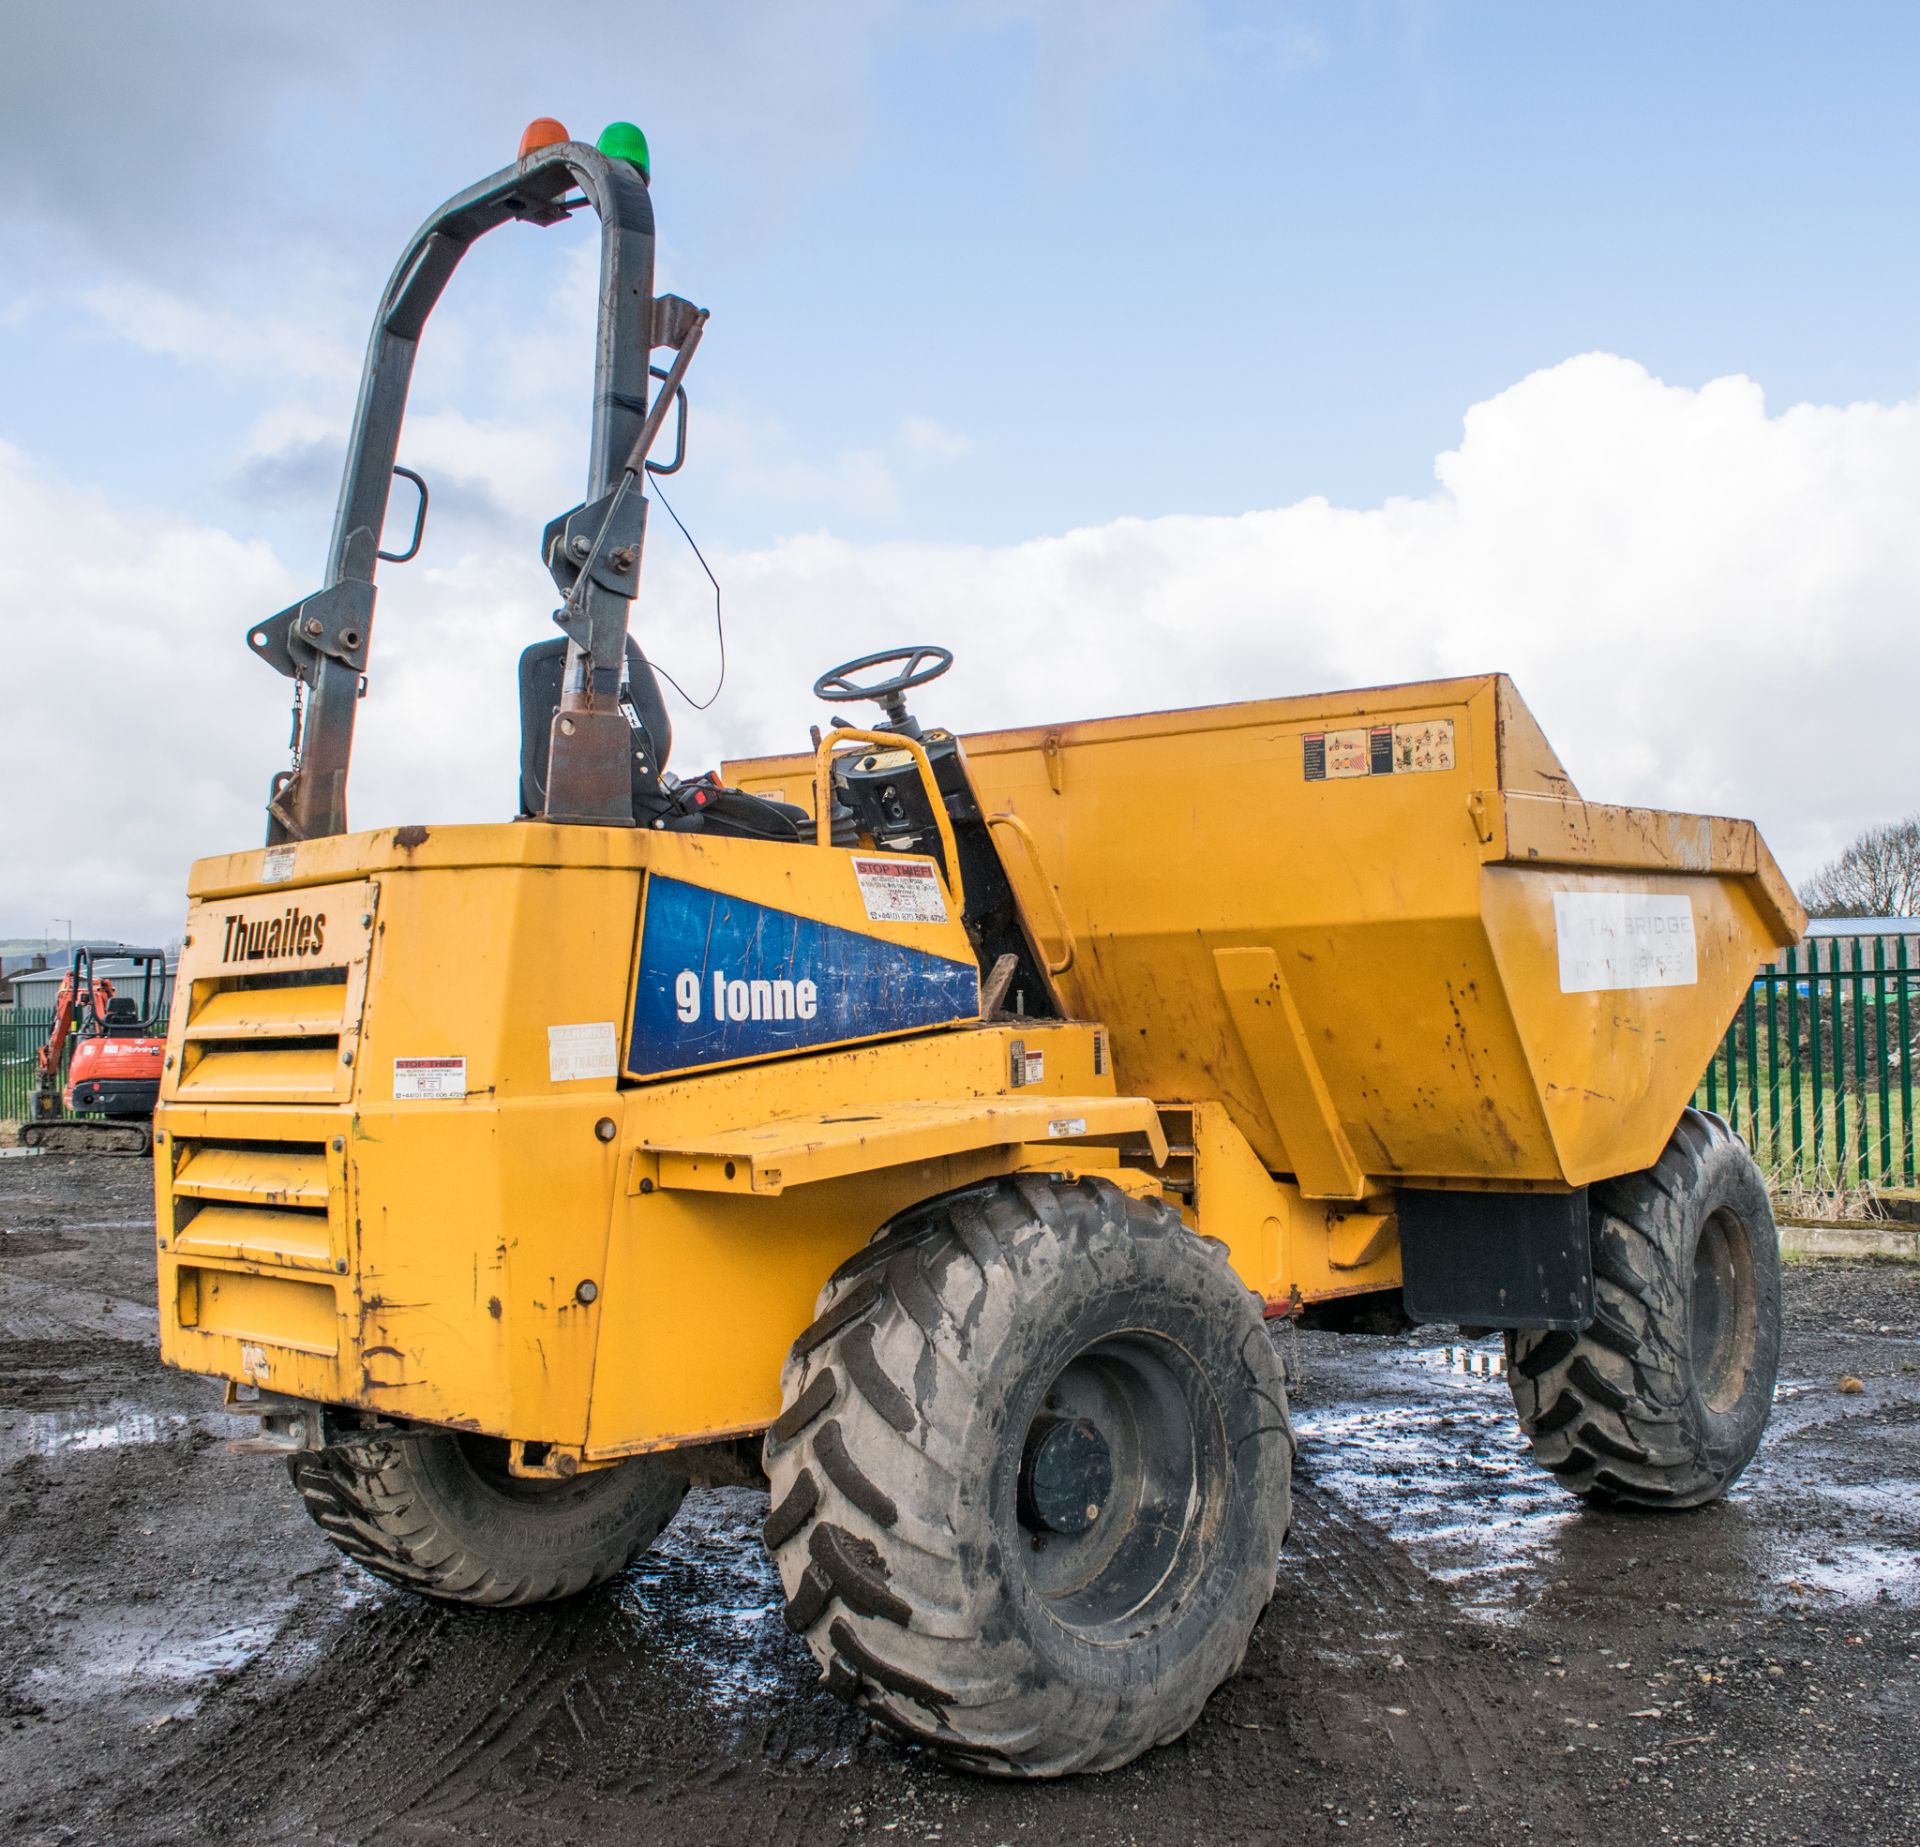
[812,645,953,710]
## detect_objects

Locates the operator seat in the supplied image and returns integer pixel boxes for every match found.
[102,996,144,1035]
[515,636,808,841]
[517,635,672,819]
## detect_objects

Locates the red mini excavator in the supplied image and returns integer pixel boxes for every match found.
[21,945,168,1154]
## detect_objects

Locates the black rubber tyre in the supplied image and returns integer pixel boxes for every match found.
[762,1175,1293,1777]
[1509,1109,1780,1509]
[288,1431,687,1606]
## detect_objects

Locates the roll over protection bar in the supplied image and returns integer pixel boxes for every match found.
[247,141,702,841]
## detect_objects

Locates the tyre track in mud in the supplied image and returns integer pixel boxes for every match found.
[1280,1476,1536,1797]
[155,1494,873,1845]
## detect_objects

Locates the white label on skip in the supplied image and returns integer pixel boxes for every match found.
[1554,892,1697,994]
[262,845,296,884]
[549,1021,618,1083]
[394,1056,466,1100]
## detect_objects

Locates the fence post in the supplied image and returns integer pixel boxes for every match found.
[1788,945,1804,1174]
[1812,941,1827,1179]
[1765,965,1782,1168]
[1831,938,1850,1185]
[1901,935,1915,1187]
[1875,935,1892,1187]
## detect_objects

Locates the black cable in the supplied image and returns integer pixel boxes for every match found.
[644,474,726,710]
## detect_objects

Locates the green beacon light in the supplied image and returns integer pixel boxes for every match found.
[596,121,651,179]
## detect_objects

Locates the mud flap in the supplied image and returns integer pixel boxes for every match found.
[1396,1187,1594,1329]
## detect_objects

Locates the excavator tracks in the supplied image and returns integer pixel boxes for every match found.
[20,1119,153,1157]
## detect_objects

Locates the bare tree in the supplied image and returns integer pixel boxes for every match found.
[1801,815,1920,918]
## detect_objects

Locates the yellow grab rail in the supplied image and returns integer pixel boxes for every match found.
[813,728,967,914]
[986,811,1075,975]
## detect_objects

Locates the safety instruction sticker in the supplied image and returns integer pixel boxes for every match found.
[1554,893,1697,994]
[1303,717,1455,781]
[262,845,297,884]
[852,855,948,924]
[548,1022,618,1083]
[394,1056,466,1099]
[1048,1117,1088,1138]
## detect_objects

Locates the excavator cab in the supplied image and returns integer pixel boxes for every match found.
[24,944,168,1153]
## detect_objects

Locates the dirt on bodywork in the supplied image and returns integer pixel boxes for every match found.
[2,1154,1916,1844]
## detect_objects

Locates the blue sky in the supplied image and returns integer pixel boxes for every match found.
[4,2,1920,934]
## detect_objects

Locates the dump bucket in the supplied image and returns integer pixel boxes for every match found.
[951,674,1802,1199]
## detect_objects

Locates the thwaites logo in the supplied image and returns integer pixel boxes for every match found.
[221,906,328,963]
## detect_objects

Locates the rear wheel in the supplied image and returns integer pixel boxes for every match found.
[1509,1109,1780,1508]
[289,1431,687,1606]
[763,1175,1293,1777]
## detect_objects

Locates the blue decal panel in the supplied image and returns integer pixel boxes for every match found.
[626,876,980,1079]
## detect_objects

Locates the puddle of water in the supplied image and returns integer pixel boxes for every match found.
[26,1600,298,1725]
[0,1403,252,1461]
[1417,1342,1510,1381]
[1785,1542,1920,1604]
[77,1615,292,1684]
[1291,1396,1575,1620]
[617,1489,795,1719]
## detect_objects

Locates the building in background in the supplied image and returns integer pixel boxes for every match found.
[1,946,177,1018]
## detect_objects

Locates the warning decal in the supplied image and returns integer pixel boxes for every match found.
[394,1056,466,1100]
[1304,717,1455,781]
[548,1022,618,1083]
[852,855,949,924]
[1553,892,1698,994]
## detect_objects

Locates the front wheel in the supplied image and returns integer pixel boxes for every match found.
[289,1431,687,1606]
[763,1175,1293,1777]
[1509,1109,1781,1509]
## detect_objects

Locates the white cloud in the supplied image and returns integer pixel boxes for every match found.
[0,439,296,938]
[81,282,360,388]
[6,353,1919,936]
[695,408,905,522]
[901,416,975,462]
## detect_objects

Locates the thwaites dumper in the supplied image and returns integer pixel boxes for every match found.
[156,123,1805,1777]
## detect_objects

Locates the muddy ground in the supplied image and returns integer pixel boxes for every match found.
[2,1155,1917,1846]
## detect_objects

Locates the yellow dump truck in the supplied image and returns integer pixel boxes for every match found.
[154,124,1804,1777]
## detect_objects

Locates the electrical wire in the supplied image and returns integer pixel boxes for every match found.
[644,474,727,710]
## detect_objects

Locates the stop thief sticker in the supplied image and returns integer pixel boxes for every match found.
[393,1056,466,1100]
[852,855,949,923]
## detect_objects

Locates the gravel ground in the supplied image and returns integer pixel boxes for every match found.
[2,1153,1916,1845]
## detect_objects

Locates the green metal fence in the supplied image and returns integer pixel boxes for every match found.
[1694,934,1920,1191]
[0,1008,56,1123]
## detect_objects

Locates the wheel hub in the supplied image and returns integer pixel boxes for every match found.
[1018,1411,1114,1537]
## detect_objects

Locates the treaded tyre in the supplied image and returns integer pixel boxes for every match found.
[762,1174,1293,1778]
[288,1432,687,1606]
[1509,1108,1780,1509]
